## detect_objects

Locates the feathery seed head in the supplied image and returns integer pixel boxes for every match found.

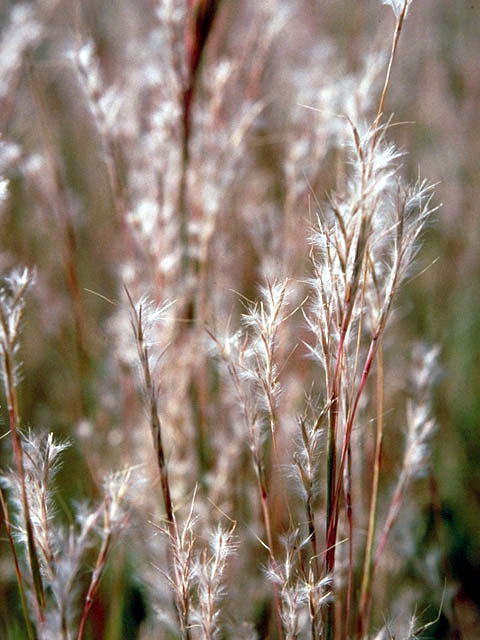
[382,0,413,19]
[0,268,34,387]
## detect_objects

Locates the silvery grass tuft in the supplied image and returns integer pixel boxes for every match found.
[0,0,447,638]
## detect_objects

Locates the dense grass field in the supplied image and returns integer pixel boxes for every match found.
[0,1,479,638]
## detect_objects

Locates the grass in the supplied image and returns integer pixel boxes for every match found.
[0,0,478,638]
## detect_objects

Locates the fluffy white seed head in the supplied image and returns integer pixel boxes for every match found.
[382,0,413,19]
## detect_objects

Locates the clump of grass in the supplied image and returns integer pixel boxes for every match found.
[0,1,449,639]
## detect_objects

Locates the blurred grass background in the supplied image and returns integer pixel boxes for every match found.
[0,1,479,638]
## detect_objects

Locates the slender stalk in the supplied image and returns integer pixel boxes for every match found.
[296,416,321,584]
[325,268,367,640]
[343,443,354,640]
[308,583,319,640]
[0,302,46,622]
[0,488,35,640]
[372,471,408,574]
[306,494,320,583]
[327,330,379,540]
[325,210,370,584]
[359,469,407,637]
[125,289,175,536]
[180,0,223,279]
[103,548,127,640]
[126,291,193,638]
[255,464,285,640]
[324,310,351,640]
[327,240,404,556]
[370,0,411,162]
[76,507,113,640]
[375,1,410,127]
[326,326,347,546]
[357,342,384,638]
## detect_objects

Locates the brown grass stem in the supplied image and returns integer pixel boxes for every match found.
[0,487,35,640]
[0,309,46,622]
[76,506,113,640]
[125,289,175,534]
[356,342,384,639]
[325,328,380,586]
[374,0,410,140]
[343,444,354,640]
[256,464,285,640]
